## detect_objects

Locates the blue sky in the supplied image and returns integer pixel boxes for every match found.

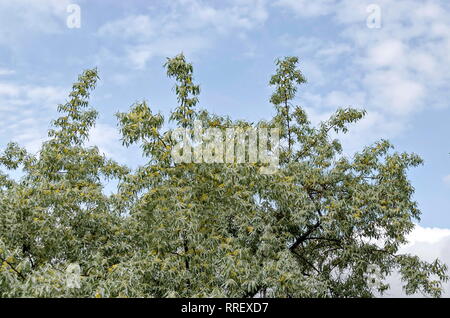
[1,1,450,282]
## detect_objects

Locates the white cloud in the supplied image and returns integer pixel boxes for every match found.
[323,90,366,110]
[97,0,269,69]
[88,123,123,159]
[405,225,450,247]
[0,68,15,76]
[280,35,352,64]
[0,83,20,97]
[160,0,268,34]
[26,86,66,107]
[126,36,211,70]
[363,70,426,116]
[367,40,406,67]
[0,80,66,153]
[383,225,450,297]
[98,15,156,40]
[278,0,450,152]
[0,82,66,110]
[0,0,71,46]
[274,0,335,17]
[443,175,450,186]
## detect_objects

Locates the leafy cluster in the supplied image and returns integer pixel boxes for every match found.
[0,54,447,297]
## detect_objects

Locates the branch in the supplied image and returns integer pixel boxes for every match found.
[0,256,26,280]
[291,248,320,274]
[289,221,321,251]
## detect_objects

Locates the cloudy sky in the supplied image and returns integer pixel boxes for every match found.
[1,0,450,296]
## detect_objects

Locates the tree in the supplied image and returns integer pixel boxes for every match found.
[0,54,447,298]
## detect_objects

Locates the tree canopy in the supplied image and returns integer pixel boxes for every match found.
[0,54,447,297]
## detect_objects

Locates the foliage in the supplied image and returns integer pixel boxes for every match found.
[0,54,447,298]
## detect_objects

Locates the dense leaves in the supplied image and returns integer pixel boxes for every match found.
[0,54,447,297]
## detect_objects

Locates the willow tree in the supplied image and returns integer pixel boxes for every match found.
[0,54,447,298]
